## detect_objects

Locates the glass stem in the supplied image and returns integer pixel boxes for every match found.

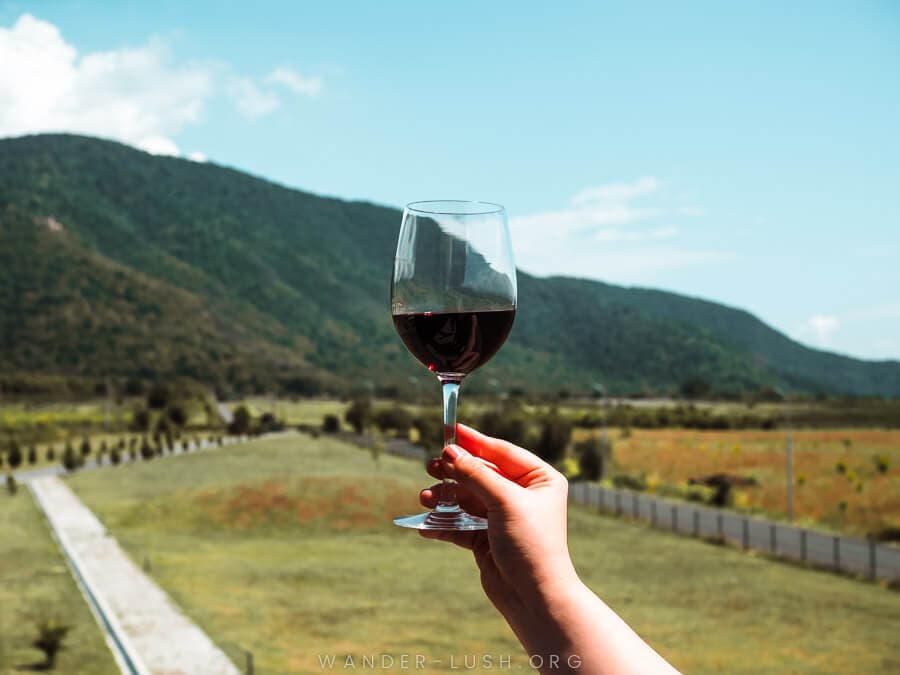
[438,379,461,509]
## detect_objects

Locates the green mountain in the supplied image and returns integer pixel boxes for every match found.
[1,133,898,397]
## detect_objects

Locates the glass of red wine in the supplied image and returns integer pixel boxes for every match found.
[391,200,517,530]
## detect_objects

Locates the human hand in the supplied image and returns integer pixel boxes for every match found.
[419,424,577,619]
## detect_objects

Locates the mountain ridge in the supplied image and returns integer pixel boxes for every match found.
[1,133,897,397]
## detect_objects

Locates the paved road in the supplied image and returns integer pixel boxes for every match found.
[30,476,240,675]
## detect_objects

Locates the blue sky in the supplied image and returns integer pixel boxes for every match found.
[2,1,898,360]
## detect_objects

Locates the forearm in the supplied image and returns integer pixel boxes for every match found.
[506,574,679,675]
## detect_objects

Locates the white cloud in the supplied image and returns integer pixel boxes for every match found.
[795,314,840,347]
[187,151,208,162]
[571,176,659,206]
[138,135,180,156]
[228,76,280,118]
[0,14,211,155]
[266,66,322,96]
[0,14,323,153]
[510,177,719,283]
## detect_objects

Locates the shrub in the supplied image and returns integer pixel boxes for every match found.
[835,461,847,475]
[322,414,340,433]
[8,442,22,469]
[574,435,612,481]
[46,447,56,462]
[873,455,890,474]
[345,397,373,434]
[6,473,17,495]
[79,437,91,458]
[31,619,71,669]
[110,448,122,466]
[28,446,37,465]
[612,473,647,491]
[710,482,733,507]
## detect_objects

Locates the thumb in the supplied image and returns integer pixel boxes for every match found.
[441,444,517,508]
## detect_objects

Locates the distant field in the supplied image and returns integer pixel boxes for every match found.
[0,489,118,673]
[595,428,900,537]
[69,433,900,674]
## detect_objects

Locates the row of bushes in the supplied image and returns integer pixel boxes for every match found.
[574,405,779,431]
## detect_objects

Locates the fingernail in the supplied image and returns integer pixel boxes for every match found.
[443,445,464,462]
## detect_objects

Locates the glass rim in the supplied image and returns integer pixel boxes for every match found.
[405,200,505,216]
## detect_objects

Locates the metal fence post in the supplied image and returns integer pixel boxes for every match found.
[599,487,605,510]
[650,501,657,527]
[693,509,700,537]
[615,491,622,516]
[832,536,840,572]
[800,530,807,563]
[769,524,777,554]
[717,512,723,538]
[672,505,678,532]
[742,518,749,550]
[868,539,877,580]
[632,493,638,518]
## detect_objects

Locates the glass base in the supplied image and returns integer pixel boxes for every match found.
[394,506,488,531]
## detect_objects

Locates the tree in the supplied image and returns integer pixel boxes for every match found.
[166,404,188,427]
[574,435,612,481]
[321,414,340,433]
[146,383,170,410]
[374,406,413,435]
[680,376,711,400]
[345,397,373,434]
[130,406,150,432]
[110,447,122,466]
[80,437,92,458]
[7,442,22,469]
[228,406,252,435]
[46,446,56,462]
[28,446,37,465]
[62,444,80,472]
[534,410,572,464]
[140,437,154,460]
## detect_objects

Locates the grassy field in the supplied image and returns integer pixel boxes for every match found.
[68,433,900,674]
[595,428,900,537]
[0,489,119,674]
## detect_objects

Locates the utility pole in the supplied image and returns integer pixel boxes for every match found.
[779,387,794,522]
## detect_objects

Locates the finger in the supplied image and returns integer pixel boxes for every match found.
[419,483,487,517]
[418,528,477,550]
[427,454,502,480]
[456,424,550,481]
[426,458,446,480]
[441,444,520,508]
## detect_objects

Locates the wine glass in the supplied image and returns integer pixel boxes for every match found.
[391,200,517,530]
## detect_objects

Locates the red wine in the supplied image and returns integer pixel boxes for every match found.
[393,309,515,377]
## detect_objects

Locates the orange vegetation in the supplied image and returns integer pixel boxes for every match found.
[588,428,900,537]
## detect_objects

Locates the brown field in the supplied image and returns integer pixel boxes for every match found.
[584,428,900,537]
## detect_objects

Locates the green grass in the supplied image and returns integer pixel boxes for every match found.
[0,488,119,674]
[68,434,900,674]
